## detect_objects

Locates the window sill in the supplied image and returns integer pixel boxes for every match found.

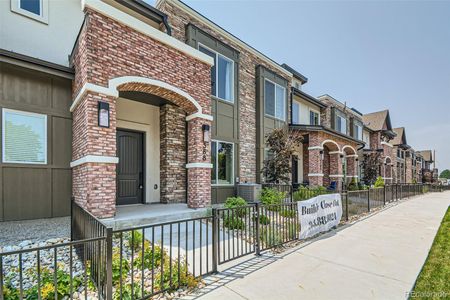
[264,114,286,123]
[211,95,235,105]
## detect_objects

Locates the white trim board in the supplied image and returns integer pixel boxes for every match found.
[308,173,324,177]
[70,155,119,168]
[186,162,213,169]
[81,0,214,67]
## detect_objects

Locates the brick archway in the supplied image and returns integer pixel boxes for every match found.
[70,6,214,218]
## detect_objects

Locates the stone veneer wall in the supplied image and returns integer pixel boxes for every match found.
[71,8,212,217]
[160,104,187,203]
[157,0,291,183]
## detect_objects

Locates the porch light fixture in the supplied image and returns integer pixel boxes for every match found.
[202,124,210,143]
[319,150,324,160]
[340,154,344,158]
[98,101,110,128]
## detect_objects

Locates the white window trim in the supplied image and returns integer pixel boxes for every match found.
[309,108,320,125]
[211,139,235,186]
[11,0,49,24]
[264,78,286,121]
[198,43,235,103]
[2,108,47,165]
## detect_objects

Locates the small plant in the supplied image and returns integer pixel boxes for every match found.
[255,214,270,225]
[279,209,296,218]
[223,215,245,230]
[224,196,248,217]
[374,176,385,188]
[259,227,283,248]
[293,186,328,201]
[347,178,359,191]
[127,230,144,251]
[260,188,285,207]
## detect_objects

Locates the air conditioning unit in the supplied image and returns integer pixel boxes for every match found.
[237,183,262,203]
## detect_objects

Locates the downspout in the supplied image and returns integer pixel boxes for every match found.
[162,15,172,36]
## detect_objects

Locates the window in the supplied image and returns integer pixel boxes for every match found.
[292,101,300,124]
[198,44,234,102]
[309,110,320,125]
[363,132,370,149]
[354,124,363,140]
[336,115,347,134]
[2,109,47,164]
[11,0,48,23]
[211,141,234,185]
[264,79,286,121]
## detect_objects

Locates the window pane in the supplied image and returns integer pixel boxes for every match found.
[264,80,275,117]
[217,55,233,101]
[342,118,347,134]
[20,0,40,15]
[3,110,46,163]
[275,85,285,120]
[292,102,299,124]
[217,142,233,184]
[199,45,216,97]
[211,141,217,184]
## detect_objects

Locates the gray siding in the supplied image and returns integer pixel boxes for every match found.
[256,66,288,183]
[186,24,239,203]
[0,62,72,221]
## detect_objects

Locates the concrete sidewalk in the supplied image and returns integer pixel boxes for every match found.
[186,192,450,300]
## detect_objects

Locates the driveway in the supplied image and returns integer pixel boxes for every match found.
[186,191,450,300]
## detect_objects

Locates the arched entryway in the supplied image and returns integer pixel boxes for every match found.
[384,156,393,184]
[343,145,358,185]
[321,140,341,189]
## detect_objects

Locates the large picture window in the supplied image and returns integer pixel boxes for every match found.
[199,44,234,102]
[2,109,47,164]
[264,79,286,121]
[211,140,234,185]
[354,124,363,140]
[336,115,347,134]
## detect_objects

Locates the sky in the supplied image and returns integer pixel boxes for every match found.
[150,0,450,170]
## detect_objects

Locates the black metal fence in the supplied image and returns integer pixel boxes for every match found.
[1,184,445,299]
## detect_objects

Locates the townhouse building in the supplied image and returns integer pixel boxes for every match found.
[0,0,437,222]
[416,150,438,183]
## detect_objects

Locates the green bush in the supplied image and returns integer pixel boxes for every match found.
[223,215,245,230]
[293,186,328,201]
[260,188,285,206]
[256,214,270,225]
[374,176,385,188]
[279,209,296,218]
[259,227,283,248]
[127,230,144,252]
[347,178,359,191]
[224,196,248,217]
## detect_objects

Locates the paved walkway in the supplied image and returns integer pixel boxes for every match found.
[186,192,450,300]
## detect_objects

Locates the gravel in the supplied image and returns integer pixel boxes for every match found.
[0,217,70,246]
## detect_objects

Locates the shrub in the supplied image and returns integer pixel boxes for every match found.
[256,214,270,225]
[259,227,283,248]
[279,209,296,218]
[224,196,248,217]
[293,186,328,201]
[374,176,385,188]
[347,178,359,191]
[260,188,285,206]
[223,215,245,230]
[127,230,144,252]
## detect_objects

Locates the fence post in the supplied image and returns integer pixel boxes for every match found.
[345,192,349,221]
[212,208,218,273]
[383,186,386,206]
[255,202,261,256]
[367,188,370,212]
[105,227,113,300]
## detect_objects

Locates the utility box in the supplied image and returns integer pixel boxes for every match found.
[237,183,262,202]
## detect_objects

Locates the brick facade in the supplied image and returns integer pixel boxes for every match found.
[71,8,212,217]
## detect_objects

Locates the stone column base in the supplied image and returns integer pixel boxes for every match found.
[187,167,211,208]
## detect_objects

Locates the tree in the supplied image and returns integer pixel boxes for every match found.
[439,169,450,179]
[261,128,303,183]
[361,152,381,185]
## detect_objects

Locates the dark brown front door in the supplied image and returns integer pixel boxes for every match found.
[117,129,144,205]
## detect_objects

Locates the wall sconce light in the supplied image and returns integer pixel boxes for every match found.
[319,150,324,160]
[202,124,210,143]
[340,154,344,158]
[355,158,359,162]
[98,101,110,128]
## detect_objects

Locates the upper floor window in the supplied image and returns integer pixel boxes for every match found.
[354,124,363,141]
[11,0,48,23]
[198,44,234,103]
[2,109,47,164]
[336,115,347,134]
[363,132,370,149]
[264,79,286,121]
[292,101,300,124]
[309,110,320,125]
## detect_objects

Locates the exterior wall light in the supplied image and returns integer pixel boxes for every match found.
[98,101,110,128]
[202,124,210,143]
[319,150,324,160]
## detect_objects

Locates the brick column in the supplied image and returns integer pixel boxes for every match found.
[329,152,343,191]
[308,148,323,187]
[186,118,212,208]
[71,92,117,218]
[346,156,358,183]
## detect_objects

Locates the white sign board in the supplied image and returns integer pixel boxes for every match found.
[298,193,342,240]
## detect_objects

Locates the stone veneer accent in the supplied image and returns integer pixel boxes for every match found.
[160,104,187,203]
[71,8,212,217]
[157,0,292,183]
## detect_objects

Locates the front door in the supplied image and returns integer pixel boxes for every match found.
[117,129,144,205]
